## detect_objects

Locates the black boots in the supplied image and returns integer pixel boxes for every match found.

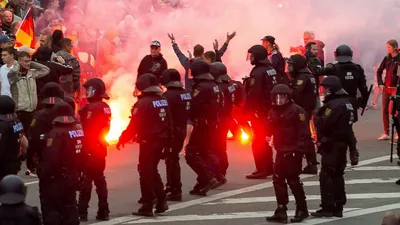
[291,206,309,223]
[266,205,288,223]
[132,200,169,217]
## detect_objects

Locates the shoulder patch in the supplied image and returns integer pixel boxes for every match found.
[46,138,53,147]
[299,113,305,121]
[193,89,200,97]
[104,107,111,115]
[296,80,304,85]
[324,108,332,116]
[30,119,36,127]
[87,111,92,119]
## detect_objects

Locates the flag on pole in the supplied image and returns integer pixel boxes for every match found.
[15,8,35,49]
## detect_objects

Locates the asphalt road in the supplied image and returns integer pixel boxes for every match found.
[21,107,400,225]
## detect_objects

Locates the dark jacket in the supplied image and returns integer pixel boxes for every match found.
[190,79,222,122]
[377,53,400,87]
[0,203,41,225]
[306,53,324,89]
[137,54,168,81]
[268,50,287,83]
[0,114,23,168]
[290,68,318,111]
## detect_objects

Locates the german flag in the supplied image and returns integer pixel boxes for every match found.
[15,8,35,49]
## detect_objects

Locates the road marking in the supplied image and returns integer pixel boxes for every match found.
[203,192,400,205]
[302,203,400,225]
[25,181,39,185]
[88,154,391,225]
[347,166,400,171]
[124,208,360,224]
[303,178,398,186]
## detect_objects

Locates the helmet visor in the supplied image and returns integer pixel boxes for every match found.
[85,86,96,98]
[275,94,288,106]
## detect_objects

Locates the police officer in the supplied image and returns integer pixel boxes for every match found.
[78,78,111,221]
[39,102,83,225]
[0,95,27,181]
[159,69,191,201]
[265,84,309,223]
[287,54,319,174]
[117,73,172,217]
[0,175,41,224]
[311,76,356,218]
[323,45,369,164]
[244,45,281,179]
[27,82,64,175]
[185,59,221,195]
[210,62,236,178]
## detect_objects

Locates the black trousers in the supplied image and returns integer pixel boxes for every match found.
[40,174,79,225]
[165,132,186,193]
[251,117,273,173]
[185,121,216,184]
[319,141,348,211]
[78,156,109,216]
[138,140,166,209]
[273,152,306,208]
[17,111,34,138]
[215,117,230,176]
[0,162,20,181]
[305,110,317,165]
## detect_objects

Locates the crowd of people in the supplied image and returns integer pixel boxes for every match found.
[0,0,399,225]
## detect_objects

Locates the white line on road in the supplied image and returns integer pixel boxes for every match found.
[347,166,400,171]
[25,181,39,185]
[302,178,398,187]
[203,192,400,205]
[88,154,391,225]
[124,208,361,224]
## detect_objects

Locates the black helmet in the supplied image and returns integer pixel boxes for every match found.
[247,45,271,65]
[320,76,347,95]
[41,82,64,105]
[160,69,183,88]
[83,78,110,100]
[136,73,163,93]
[51,101,75,124]
[0,175,27,204]
[210,62,231,82]
[0,95,15,114]
[190,59,214,80]
[335,45,353,63]
[271,84,291,106]
[63,96,76,113]
[287,54,308,71]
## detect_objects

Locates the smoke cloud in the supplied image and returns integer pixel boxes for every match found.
[70,0,400,141]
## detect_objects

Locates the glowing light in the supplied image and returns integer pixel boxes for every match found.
[278,3,283,8]
[227,130,233,138]
[105,100,131,144]
[240,129,250,144]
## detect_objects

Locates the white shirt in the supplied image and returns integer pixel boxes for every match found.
[0,63,14,97]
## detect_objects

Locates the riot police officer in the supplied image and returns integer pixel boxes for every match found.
[78,78,111,221]
[185,59,221,195]
[0,95,27,180]
[244,45,281,179]
[159,69,191,201]
[265,84,309,223]
[27,82,64,175]
[287,54,319,174]
[311,76,356,218]
[39,102,83,225]
[210,62,236,178]
[0,175,41,224]
[323,45,369,164]
[117,73,172,217]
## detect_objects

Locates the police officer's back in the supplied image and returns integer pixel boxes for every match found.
[40,102,82,225]
[0,175,41,225]
[0,95,26,180]
[27,82,64,173]
[78,78,111,221]
[117,73,172,217]
[324,45,369,109]
[160,69,191,201]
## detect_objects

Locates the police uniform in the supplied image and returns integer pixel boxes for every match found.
[117,73,172,217]
[0,96,24,180]
[266,84,309,223]
[160,69,191,201]
[228,80,251,139]
[27,82,64,174]
[185,59,221,195]
[323,45,369,162]
[0,175,41,225]
[244,45,281,179]
[78,78,111,221]
[210,62,236,177]
[287,54,318,174]
[312,76,355,218]
[39,102,83,225]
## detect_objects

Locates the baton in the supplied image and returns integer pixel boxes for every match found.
[361,84,373,116]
